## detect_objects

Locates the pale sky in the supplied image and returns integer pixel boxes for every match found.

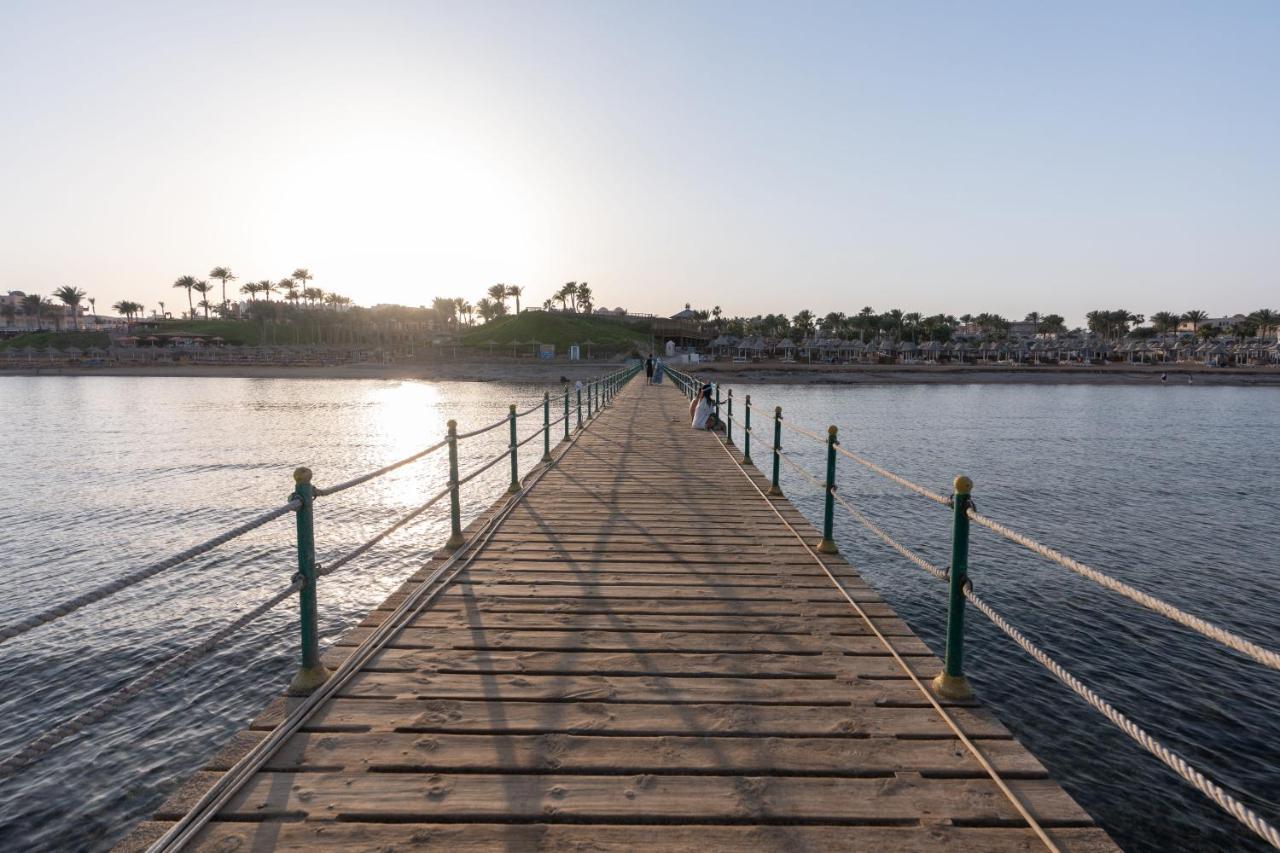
[2,1,1277,325]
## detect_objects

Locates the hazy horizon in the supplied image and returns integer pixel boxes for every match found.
[2,1,1277,326]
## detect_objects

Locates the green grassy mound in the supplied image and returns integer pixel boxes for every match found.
[461,312,648,352]
[0,330,111,350]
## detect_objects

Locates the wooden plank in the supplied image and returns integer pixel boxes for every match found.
[131,822,1117,853]
[268,731,1050,776]
[218,772,1098,824]
[336,671,973,706]
[333,628,927,654]
[321,648,932,680]
[253,698,1014,739]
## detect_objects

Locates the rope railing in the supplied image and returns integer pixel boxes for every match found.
[314,439,448,497]
[0,362,643,780]
[0,577,304,777]
[726,389,1280,674]
[318,485,452,577]
[0,500,300,647]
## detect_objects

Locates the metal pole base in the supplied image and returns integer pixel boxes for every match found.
[931,672,974,700]
[767,485,783,497]
[816,538,838,554]
[742,456,753,466]
[541,453,553,463]
[288,664,331,696]
[445,532,466,550]
[507,482,522,494]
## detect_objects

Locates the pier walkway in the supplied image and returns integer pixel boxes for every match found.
[128,380,1114,851]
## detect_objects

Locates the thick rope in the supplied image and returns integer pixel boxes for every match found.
[965,509,1280,673]
[827,491,1280,849]
[0,501,299,647]
[314,439,447,497]
[454,415,510,440]
[0,579,304,777]
[776,419,1280,674]
[318,486,452,577]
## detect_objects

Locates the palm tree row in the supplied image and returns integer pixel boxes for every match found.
[167,267,343,318]
[697,305,1280,345]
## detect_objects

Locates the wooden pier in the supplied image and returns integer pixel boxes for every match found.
[123,380,1115,851]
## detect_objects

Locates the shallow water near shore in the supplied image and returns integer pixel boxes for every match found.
[1,376,1278,851]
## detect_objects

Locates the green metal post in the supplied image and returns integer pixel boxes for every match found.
[817,426,839,553]
[768,406,783,496]
[288,467,329,695]
[507,404,520,493]
[445,420,464,550]
[726,389,734,446]
[576,386,583,430]
[742,394,753,465]
[588,381,594,419]
[563,386,570,441]
[542,391,552,462]
[933,475,975,700]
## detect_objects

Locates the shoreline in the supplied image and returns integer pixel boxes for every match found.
[3,360,1280,386]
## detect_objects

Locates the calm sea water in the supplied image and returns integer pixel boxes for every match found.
[0,377,1276,852]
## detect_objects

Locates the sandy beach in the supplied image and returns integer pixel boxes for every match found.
[5,359,1280,385]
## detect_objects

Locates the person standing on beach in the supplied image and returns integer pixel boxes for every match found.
[645,353,655,384]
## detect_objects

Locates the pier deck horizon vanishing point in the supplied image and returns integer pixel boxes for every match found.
[122,378,1115,852]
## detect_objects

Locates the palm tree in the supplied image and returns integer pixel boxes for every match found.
[303,287,323,306]
[240,281,260,301]
[53,285,86,330]
[1181,309,1209,335]
[292,268,313,295]
[22,294,46,330]
[561,282,579,312]
[476,297,497,322]
[1248,309,1278,340]
[903,312,923,343]
[174,275,197,318]
[576,282,593,313]
[158,300,166,318]
[792,310,815,339]
[111,299,136,322]
[1150,311,1180,335]
[505,285,524,314]
[487,284,508,312]
[192,281,214,317]
[209,266,236,308]
[458,299,474,326]
[542,298,555,311]
[259,279,277,301]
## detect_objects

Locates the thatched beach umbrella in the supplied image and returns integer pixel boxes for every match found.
[485,339,498,357]
[582,339,596,359]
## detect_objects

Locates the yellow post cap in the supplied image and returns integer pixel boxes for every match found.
[447,418,457,429]
[293,467,313,484]
[953,474,973,494]
[828,425,838,437]
[510,404,516,412]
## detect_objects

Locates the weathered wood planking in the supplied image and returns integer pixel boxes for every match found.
[119,378,1115,852]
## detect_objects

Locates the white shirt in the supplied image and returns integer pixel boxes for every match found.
[691,397,712,430]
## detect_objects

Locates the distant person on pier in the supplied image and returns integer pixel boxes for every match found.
[645,353,655,383]
[690,384,721,431]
